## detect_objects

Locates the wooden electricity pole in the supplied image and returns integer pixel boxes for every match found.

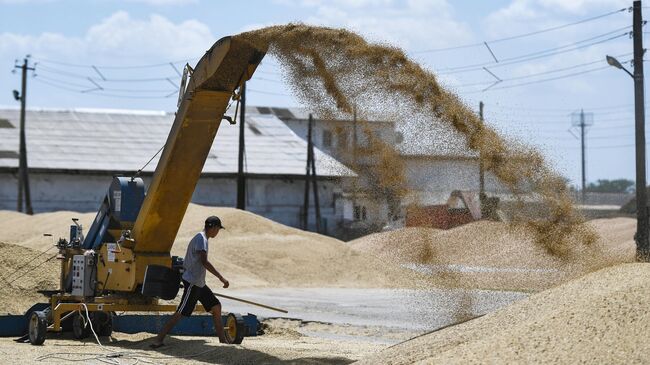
[309,114,321,233]
[579,109,587,203]
[478,101,485,204]
[15,57,34,215]
[632,0,648,260]
[302,116,312,230]
[302,114,321,232]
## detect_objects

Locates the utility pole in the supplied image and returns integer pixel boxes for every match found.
[236,83,246,210]
[632,0,648,261]
[580,109,586,203]
[309,114,321,233]
[352,106,358,220]
[569,109,592,204]
[14,57,34,215]
[478,102,485,206]
[302,115,312,230]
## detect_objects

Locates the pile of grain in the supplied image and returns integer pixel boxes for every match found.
[356,263,650,364]
[0,203,424,297]
[350,218,636,291]
[0,241,59,314]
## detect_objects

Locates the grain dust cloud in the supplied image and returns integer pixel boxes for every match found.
[239,24,597,255]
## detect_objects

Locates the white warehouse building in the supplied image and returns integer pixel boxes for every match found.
[0,108,353,237]
[245,106,511,231]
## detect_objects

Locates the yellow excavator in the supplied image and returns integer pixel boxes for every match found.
[23,35,266,345]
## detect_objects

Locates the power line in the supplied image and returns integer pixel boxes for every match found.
[452,52,632,88]
[414,7,628,54]
[35,74,176,93]
[463,64,613,93]
[34,78,177,99]
[489,103,635,112]
[34,57,195,70]
[439,31,630,75]
[37,64,179,83]
[253,76,284,84]
[247,88,292,97]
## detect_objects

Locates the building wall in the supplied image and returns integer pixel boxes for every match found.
[282,119,398,159]
[403,158,509,204]
[0,172,343,236]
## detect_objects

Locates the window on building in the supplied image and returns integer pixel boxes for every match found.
[353,205,367,221]
[395,131,404,144]
[322,130,332,148]
[338,131,349,149]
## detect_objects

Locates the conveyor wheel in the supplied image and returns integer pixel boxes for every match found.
[28,311,47,345]
[92,311,113,337]
[224,313,245,344]
[72,312,90,339]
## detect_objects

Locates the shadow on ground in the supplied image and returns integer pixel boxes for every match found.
[39,332,354,365]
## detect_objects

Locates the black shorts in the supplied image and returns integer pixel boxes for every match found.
[176,279,221,317]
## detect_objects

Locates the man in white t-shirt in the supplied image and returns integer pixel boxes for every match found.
[151,216,230,348]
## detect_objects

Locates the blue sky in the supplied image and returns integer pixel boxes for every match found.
[0,0,641,186]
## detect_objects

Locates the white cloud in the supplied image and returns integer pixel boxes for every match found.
[538,0,628,14]
[0,11,214,64]
[85,11,214,60]
[483,0,629,40]
[278,0,474,51]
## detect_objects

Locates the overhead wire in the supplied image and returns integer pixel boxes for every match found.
[414,7,628,53]
[35,57,195,70]
[439,31,630,75]
[34,78,177,99]
[462,64,615,93]
[37,64,179,83]
[35,74,177,93]
[247,88,292,97]
[451,52,633,88]
[21,9,635,103]
[487,103,635,112]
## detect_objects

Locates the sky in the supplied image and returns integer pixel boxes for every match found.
[0,0,643,187]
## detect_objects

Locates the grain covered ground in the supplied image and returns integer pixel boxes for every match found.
[0,203,426,314]
[1,206,644,364]
[355,263,650,364]
[349,218,636,291]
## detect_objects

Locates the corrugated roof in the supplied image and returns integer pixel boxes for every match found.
[0,108,353,177]
[245,105,476,159]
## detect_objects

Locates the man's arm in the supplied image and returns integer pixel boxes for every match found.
[199,251,229,288]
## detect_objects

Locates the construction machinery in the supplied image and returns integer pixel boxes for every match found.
[8,35,270,345]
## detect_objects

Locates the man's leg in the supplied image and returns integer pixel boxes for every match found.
[152,311,183,346]
[199,285,227,343]
[210,304,228,343]
[153,280,197,347]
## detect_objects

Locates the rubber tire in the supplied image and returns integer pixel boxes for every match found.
[92,312,113,337]
[28,311,47,345]
[72,312,90,339]
[224,313,245,344]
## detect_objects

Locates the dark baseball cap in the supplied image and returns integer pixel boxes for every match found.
[205,216,225,229]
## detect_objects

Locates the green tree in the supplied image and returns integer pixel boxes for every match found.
[586,179,635,193]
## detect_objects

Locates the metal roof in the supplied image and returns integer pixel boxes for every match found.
[245,106,477,159]
[0,108,353,177]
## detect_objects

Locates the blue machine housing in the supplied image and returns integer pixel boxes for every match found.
[83,177,145,249]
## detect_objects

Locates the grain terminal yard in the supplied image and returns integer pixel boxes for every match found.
[0,204,642,364]
[2,2,649,364]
